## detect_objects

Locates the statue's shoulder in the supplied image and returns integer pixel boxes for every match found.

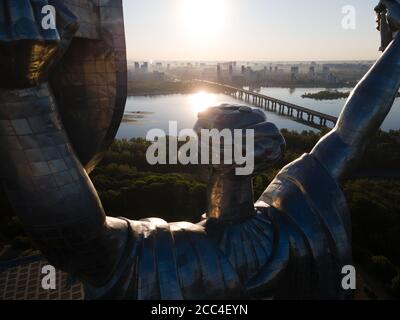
[114,217,241,299]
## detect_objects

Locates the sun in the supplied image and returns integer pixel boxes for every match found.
[180,0,227,40]
[190,91,217,113]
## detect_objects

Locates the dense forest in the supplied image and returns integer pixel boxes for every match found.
[1,129,400,298]
[302,90,400,101]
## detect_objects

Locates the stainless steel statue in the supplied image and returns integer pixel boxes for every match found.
[0,0,399,300]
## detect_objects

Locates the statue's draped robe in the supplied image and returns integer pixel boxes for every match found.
[84,154,352,300]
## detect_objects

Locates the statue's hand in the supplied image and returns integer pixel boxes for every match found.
[194,105,286,176]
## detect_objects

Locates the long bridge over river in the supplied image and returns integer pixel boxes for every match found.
[197,80,338,129]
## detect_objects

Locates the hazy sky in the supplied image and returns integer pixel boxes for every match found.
[122,0,381,61]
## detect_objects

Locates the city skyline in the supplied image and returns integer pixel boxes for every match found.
[123,0,382,62]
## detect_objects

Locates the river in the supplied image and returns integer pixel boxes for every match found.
[116,87,400,140]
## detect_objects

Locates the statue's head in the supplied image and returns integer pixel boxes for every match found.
[194,104,286,177]
[375,0,400,51]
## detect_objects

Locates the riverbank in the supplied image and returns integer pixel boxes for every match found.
[127,80,355,97]
[127,80,220,96]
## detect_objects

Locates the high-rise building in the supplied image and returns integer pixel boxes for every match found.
[141,62,149,72]
[291,66,299,81]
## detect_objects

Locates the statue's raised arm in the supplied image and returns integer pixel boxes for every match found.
[311,0,400,182]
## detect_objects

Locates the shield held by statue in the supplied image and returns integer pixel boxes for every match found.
[50,0,127,173]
